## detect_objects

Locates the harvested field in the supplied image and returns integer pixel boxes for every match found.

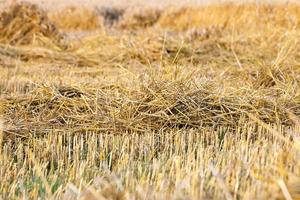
[1,1,300,200]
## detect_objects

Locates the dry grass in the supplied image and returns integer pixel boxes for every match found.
[48,6,103,31]
[117,8,161,30]
[157,4,300,32]
[2,2,300,200]
[0,2,64,46]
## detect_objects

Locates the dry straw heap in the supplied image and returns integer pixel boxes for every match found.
[0,2,63,46]
[48,6,103,31]
[1,2,300,200]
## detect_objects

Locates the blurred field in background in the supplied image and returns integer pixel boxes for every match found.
[1,1,300,199]
[1,0,300,10]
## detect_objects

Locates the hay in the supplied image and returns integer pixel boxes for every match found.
[3,69,300,138]
[117,8,161,30]
[0,4,101,68]
[157,4,300,32]
[0,2,64,46]
[0,43,98,67]
[253,66,288,89]
[48,6,102,31]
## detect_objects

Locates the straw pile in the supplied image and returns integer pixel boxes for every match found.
[48,6,102,31]
[0,2,64,46]
[3,67,300,138]
[0,3,103,67]
[157,4,300,31]
[117,8,161,30]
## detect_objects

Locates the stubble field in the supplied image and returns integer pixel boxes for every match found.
[1,1,300,199]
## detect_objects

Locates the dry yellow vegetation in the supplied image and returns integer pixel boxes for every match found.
[1,1,300,200]
[48,6,103,31]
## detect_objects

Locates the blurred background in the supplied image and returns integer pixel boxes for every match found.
[1,0,299,10]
